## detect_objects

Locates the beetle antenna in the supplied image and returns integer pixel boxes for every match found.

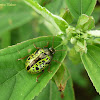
[55,50,66,51]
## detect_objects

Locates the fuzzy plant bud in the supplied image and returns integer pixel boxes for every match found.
[70,37,76,44]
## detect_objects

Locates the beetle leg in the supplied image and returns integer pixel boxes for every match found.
[33,43,40,49]
[36,70,44,82]
[17,55,30,60]
[43,42,49,48]
[48,64,52,73]
[52,60,61,63]
[47,60,60,73]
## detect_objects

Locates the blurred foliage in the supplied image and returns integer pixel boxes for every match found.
[0,0,100,100]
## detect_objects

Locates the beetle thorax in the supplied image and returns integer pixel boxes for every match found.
[48,47,55,55]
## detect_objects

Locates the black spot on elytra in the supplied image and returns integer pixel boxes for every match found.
[39,62,41,63]
[42,60,45,62]
[32,55,34,58]
[46,62,50,64]
[36,58,41,63]
[42,63,44,65]
[36,64,38,66]
[36,67,39,70]
[44,53,47,55]
[31,64,33,67]
[44,66,45,67]
[46,58,48,60]
[28,57,30,60]
[27,66,30,70]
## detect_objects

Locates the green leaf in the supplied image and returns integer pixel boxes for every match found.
[66,58,88,87]
[24,0,68,32]
[0,31,11,49]
[35,0,64,14]
[34,79,75,100]
[76,14,95,31]
[44,0,64,14]
[75,40,87,53]
[11,18,52,45]
[81,45,100,93]
[53,64,75,100]
[62,10,73,24]
[53,64,70,91]
[0,36,67,100]
[88,30,100,37]
[65,0,97,19]
[0,0,33,35]
[68,48,81,64]
[92,6,100,24]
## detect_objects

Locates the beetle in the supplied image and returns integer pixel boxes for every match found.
[18,37,65,82]
[25,47,55,74]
